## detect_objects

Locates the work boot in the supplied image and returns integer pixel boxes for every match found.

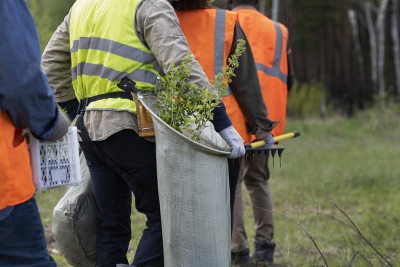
[231,247,251,267]
[251,240,276,265]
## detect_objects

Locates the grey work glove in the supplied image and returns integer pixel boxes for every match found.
[218,125,246,159]
[255,127,275,149]
[47,109,69,141]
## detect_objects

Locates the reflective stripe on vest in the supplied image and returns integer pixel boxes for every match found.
[69,0,163,113]
[236,9,289,137]
[0,111,35,210]
[255,22,287,84]
[176,9,253,143]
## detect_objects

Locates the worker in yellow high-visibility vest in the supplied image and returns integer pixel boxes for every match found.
[42,0,247,266]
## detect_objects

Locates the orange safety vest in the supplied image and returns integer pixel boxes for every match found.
[235,8,289,138]
[176,9,253,144]
[0,111,35,210]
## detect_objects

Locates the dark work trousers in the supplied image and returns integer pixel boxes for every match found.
[79,129,163,267]
[228,158,241,234]
[231,151,274,251]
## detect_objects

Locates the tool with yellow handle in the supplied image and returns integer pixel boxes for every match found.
[245,130,300,149]
[243,131,300,167]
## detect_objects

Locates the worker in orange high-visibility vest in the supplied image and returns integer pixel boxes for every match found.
[229,0,295,266]
[0,1,69,266]
[171,0,278,236]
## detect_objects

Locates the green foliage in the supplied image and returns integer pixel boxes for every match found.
[263,106,400,266]
[58,106,71,124]
[37,106,400,266]
[291,0,342,53]
[287,82,328,118]
[353,96,400,139]
[27,0,76,51]
[154,39,246,141]
[213,39,247,98]
[154,55,220,141]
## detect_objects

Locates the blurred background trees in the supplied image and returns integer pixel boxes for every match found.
[27,0,75,50]
[259,0,400,116]
[28,0,400,117]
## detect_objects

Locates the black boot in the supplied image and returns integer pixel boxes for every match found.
[251,240,276,265]
[231,247,250,267]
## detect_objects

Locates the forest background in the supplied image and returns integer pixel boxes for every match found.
[28,0,400,115]
[26,0,400,266]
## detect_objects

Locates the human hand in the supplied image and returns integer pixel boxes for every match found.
[218,125,245,159]
[255,127,275,149]
[46,109,69,141]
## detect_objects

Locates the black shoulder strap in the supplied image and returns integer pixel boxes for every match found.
[76,113,158,193]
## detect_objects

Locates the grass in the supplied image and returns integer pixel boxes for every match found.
[35,103,400,266]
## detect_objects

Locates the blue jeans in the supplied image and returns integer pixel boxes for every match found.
[80,129,163,267]
[0,197,57,267]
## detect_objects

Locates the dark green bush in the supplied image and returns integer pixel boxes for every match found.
[287,82,328,118]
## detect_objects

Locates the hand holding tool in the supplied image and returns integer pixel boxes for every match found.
[254,128,275,149]
[218,125,246,159]
[245,130,300,149]
[244,131,300,167]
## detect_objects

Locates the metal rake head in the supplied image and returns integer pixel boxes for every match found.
[243,147,285,167]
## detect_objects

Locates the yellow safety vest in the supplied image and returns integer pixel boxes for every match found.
[69,0,163,113]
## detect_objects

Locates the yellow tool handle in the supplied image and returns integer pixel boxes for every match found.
[245,130,300,149]
[274,131,300,142]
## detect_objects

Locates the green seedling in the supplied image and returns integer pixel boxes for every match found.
[154,39,246,142]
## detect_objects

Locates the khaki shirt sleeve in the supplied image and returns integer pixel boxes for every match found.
[136,0,216,94]
[41,13,76,103]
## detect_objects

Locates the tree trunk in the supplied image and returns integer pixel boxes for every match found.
[376,0,390,99]
[390,0,400,95]
[258,0,267,15]
[365,2,378,92]
[271,0,279,21]
[211,0,226,9]
[348,9,367,105]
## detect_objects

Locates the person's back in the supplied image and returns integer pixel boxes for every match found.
[173,1,278,246]
[174,5,277,143]
[43,0,249,266]
[234,8,291,137]
[175,8,254,143]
